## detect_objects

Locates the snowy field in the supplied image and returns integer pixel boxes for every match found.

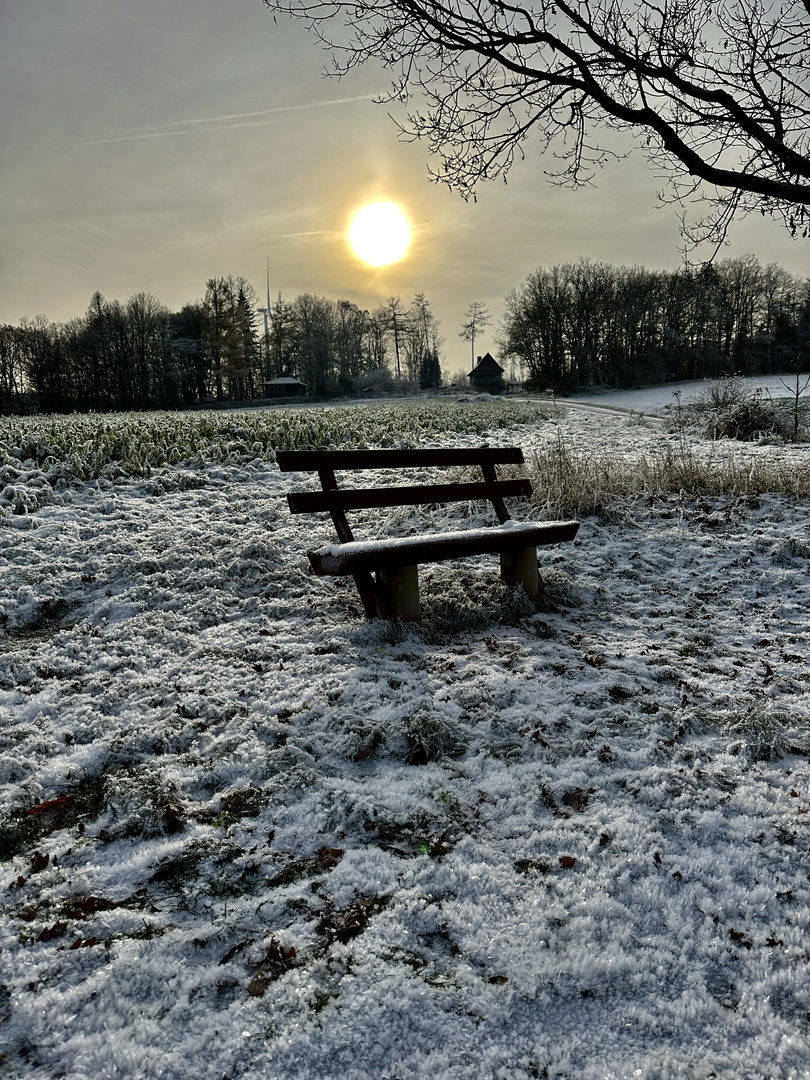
[559,374,806,416]
[1,396,809,1080]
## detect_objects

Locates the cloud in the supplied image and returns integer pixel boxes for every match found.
[3,95,378,155]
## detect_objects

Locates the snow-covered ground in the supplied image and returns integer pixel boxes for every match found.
[559,375,805,415]
[1,401,809,1080]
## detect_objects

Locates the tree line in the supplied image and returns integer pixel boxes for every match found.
[499,256,809,394]
[2,254,808,415]
[0,281,443,416]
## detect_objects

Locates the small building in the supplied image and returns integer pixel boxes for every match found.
[263,377,308,398]
[468,353,505,393]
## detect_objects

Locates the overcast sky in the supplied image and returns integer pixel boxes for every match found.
[2,0,807,371]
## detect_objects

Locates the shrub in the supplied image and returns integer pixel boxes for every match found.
[672,378,788,442]
[710,396,786,441]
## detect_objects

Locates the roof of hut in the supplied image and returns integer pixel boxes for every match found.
[469,353,504,376]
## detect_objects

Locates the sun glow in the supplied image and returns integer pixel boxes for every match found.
[347,202,410,266]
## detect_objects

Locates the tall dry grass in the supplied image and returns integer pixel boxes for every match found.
[527,434,810,518]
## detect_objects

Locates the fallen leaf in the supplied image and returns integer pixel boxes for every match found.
[729,928,753,949]
[247,975,271,998]
[219,939,254,966]
[36,921,68,942]
[315,847,344,870]
[514,859,549,875]
[28,795,74,820]
[561,789,589,813]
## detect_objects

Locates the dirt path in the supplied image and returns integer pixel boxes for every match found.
[559,399,667,423]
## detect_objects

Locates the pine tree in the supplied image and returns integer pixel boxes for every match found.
[419,347,442,390]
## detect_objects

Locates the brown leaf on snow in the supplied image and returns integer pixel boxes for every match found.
[219,939,254,966]
[559,856,577,869]
[30,851,50,873]
[316,896,390,945]
[514,859,549,875]
[245,937,298,995]
[69,936,98,950]
[729,928,753,949]
[315,847,345,869]
[247,975,271,998]
[36,921,68,942]
[27,795,75,824]
[61,896,117,921]
[561,789,592,813]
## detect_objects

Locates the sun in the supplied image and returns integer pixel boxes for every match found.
[348,202,410,267]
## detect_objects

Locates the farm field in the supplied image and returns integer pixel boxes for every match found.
[1,395,809,1080]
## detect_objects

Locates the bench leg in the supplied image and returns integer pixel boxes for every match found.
[500,547,540,604]
[352,570,385,620]
[376,565,420,622]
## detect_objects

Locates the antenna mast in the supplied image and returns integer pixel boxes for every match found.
[258,258,271,378]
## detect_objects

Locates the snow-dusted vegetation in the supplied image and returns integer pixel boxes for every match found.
[1,397,809,1079]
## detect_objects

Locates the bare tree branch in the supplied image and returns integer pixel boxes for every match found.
[262,0,810,247]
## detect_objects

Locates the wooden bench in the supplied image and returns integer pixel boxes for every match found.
[276,447,579,621]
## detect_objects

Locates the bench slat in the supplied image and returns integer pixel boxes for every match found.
[308,521,580,575]
[287,478,532,514]
[276,447,525,472]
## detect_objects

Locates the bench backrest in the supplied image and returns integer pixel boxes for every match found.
[276,447,531,544]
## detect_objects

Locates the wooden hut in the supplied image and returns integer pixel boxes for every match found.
[468,353,505,393]
[263,377,308,398]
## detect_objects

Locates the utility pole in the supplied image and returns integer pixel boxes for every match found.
[257,258,271,376]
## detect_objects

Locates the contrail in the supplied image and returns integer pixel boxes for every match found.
[3,95,378,155]
[93,95,378,138]
[266,230,341,239]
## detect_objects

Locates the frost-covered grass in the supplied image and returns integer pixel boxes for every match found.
[1,400,809,1079]
[529,431,810,518]
[0,399,553,513]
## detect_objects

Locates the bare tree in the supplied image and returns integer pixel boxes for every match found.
[406,293,443,379]
[386,295,410,381]
[262,0,810,248]
[366,304,392,371]
[459,301,491,367]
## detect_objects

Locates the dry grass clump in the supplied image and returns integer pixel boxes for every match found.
[527,435,810,519]
[670,375,810,443]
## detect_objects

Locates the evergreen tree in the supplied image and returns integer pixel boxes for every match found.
[419,347,442,390]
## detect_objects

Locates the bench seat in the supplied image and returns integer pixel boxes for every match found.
[309,520,580,576]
